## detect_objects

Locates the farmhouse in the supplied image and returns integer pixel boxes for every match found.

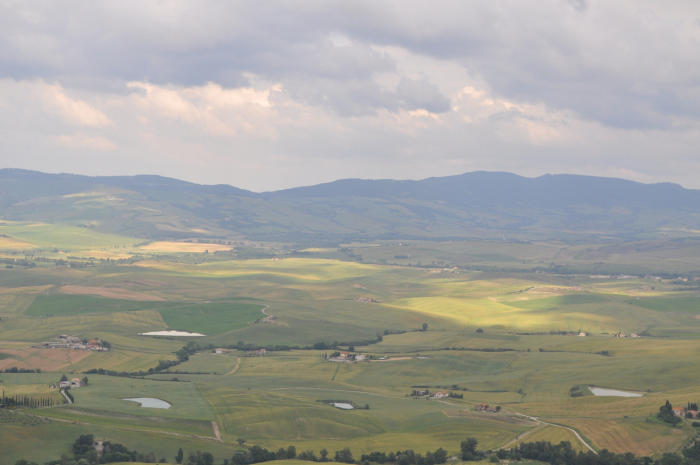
[688,410,698,418]
[431,391,449,399]
[673,407,685,416]
[215,348,229,354]
[59,381,70,389]
[70,377,82,388]
[474,403,488,411]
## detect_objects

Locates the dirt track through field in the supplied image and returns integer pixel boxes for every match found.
[225,356,241,375]
[212,421,222,441]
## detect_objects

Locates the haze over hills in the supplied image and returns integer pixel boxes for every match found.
[1,168,699,241]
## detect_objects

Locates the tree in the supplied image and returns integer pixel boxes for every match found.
[60,374,68,382]
[476,328,483,333]
[422,323,428,331]
[237,438,246,446]
[286,446,296,459]
[176,447,184,464]
[200,452,214,465]
[461,438,480,461]
[81,376,88,386]
[461,438,478,454]
[320,449,329,462]
[335,448,354,464]
[175,348,190,362]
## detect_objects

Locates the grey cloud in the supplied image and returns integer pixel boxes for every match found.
[395,77,451,113]
[1,1,699,129]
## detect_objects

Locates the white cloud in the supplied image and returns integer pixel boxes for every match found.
[40,82,112,127]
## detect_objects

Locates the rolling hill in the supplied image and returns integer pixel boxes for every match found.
[1,168,699,241]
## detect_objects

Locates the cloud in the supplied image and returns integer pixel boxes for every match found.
[40,83,112,127]
[0,1,699,191]
[53,134,117,151]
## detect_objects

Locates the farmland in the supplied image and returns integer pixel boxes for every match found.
[3,232,700,463]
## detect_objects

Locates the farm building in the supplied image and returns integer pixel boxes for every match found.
[70,378,82,388]
[475,403,488,411]
[431,391,449,399]
[673,407,685,416]
[215,348,229,354]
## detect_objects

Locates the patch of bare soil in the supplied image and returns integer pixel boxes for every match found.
[0,347,92,371]
[59,285,165,301]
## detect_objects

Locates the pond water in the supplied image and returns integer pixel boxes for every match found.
[589,387,642,397]
[124,397,172,409]
[139,330,205,336]
[332,403,355,410]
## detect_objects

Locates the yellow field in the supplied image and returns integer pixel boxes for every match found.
[58,285,166,301]
[552,418,691,455]
[0,236,36,249]
[512,425,586,452]
[138,241,234,253]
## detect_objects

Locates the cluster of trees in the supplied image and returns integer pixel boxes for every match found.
[18,434,700,465]
[230,445,297,464]
[1,392,65,408]
[16,434,167,465]
[360,447,448,465]
[3,367,41,373]
[176,341,201,362]
[508,439,700,465]
[658,401,683,425]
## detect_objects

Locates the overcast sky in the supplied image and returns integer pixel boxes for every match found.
[1,0,699,192]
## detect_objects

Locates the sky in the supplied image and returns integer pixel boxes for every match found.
[1,0,699,192]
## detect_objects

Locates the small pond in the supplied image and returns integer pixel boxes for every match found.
[124,397,172,409]
[139,330,205,337]
[332,403,355,410]
[589,387,642,397]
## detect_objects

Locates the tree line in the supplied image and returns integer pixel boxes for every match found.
[16,434,700,465]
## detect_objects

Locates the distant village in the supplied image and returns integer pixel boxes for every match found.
[36,335,109,351]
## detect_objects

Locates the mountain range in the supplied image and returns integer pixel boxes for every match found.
[1,168,699,242]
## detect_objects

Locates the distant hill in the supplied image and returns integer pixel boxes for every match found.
[1,168,699,241]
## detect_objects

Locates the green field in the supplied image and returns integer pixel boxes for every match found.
[4,237,700,463]
[158,301,266,335]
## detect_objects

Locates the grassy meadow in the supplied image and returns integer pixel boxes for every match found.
[3,235,700,462]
